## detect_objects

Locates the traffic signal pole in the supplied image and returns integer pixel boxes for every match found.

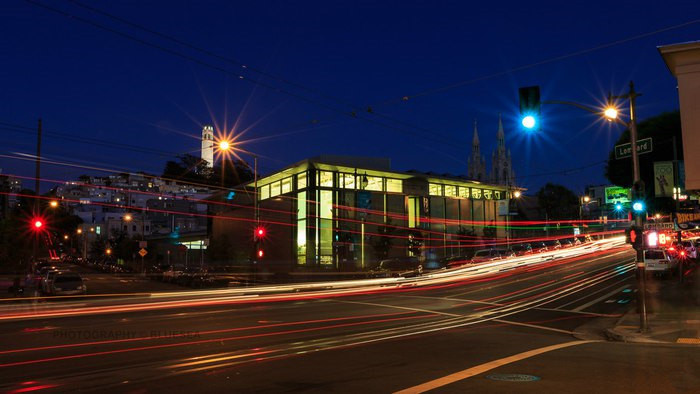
[624,81,649,332]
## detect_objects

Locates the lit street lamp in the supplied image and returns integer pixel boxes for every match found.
[49,200,58,208]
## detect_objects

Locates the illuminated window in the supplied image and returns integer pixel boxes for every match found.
[386,178,402,193]
[341,173,356,189]
[318,171,334,187]
[297,191,306,265]
[260,185,269,200]
[297,172,307,189]
[472,188,482,199]
[459,187,470,198]
[408,196,420,228]
[318,190,333,265]
[365,176,383,191]
[444,185,457,197]
[429,183,443,196]
[270,181,281,197]
[281,177,292,194]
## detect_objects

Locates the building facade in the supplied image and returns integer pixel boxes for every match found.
[213,156,516,271]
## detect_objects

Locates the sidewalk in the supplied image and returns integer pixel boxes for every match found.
[607,262,700,344]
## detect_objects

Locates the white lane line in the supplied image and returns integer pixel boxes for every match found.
[492,319,573,335]
[335,300,574,335]
[394,340,598,394]
[572,285,630,312]
[336,300,463,318]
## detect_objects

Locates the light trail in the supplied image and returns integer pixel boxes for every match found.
[0,237,629,321]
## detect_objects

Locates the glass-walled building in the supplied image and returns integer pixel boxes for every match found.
[213,156,517,271]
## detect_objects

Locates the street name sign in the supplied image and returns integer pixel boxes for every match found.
[615,138,652,159]
[643,222,674,230]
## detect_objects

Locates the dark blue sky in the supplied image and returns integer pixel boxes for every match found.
[2,0,699,194]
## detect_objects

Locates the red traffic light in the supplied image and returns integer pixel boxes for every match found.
[257,249,264,258]
[255,226,266,238]
[31,217,45,231]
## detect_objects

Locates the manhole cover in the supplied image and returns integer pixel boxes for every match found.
[486,374,540,382]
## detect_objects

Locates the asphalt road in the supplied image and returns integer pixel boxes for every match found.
[0,246,697,393]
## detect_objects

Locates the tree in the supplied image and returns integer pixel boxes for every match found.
[536,183,579,220]
[162,154,254,187]
[605,111,682,212]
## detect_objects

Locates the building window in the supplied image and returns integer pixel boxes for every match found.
[429,183,443,196]
[297,191,307,265]
[459,186,470,198]
[444,185,457,197]
[386,178,402,193]
[408,196,420,228]
[281,177,292,194]
[260,185,270,200]
[340,173,355,189]
[297,172,307,189]
[132,225,137,232]
[318,171,334,188]
[317,190,333,265]
[363,176,383,191]
[270,181,281,197]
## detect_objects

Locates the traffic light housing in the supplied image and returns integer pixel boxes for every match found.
[519,86,540,130]
[626,225,643,250]
[631,181,646,219]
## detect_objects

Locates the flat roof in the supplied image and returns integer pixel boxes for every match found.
[248,156,520,191]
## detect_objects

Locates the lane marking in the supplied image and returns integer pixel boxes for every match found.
[336,300,574,335]
[572,285,630,312]
[492,319,573,335]
[394,340,597,394]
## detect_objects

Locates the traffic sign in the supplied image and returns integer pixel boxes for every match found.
[643,222,674,230]
[615,138,652,159]
[138,248,148,257]
[139,241,147,248]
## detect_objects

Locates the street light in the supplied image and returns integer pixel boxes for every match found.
[604,107,618,120]
[583,196,591,203]
[105,248,112,255]
[218,140,231,151]
[63,235,69,240]
[513,190,522,198]
[76,228,82,234]
[49,200,58,208]
[123,214,133,222]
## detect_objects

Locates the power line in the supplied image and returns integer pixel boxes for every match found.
[25,0,467,149]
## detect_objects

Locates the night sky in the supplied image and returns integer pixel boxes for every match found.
[2,0,700,194]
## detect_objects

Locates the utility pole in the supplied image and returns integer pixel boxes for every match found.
[34,118,42,198]
[620,81,648,332]
[32,119,42,268]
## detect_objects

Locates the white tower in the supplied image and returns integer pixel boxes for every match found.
[201,125,214,168]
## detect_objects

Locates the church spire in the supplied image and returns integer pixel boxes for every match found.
[472,119,480,146]
[497,113,505,147]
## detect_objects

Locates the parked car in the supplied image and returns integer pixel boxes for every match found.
[543,239,562,250]
[162,265,185,282]
[510,243,533,256]
[495,248,516,258]
[681,240,697,259]
[644,249,677,277]
[560,239,575,248]
[532,242,548,253]
[373,258,421,277]
[425,256,463,270]
[47,272,87,295]
[41,269,59,294]
[469,249,502,264]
